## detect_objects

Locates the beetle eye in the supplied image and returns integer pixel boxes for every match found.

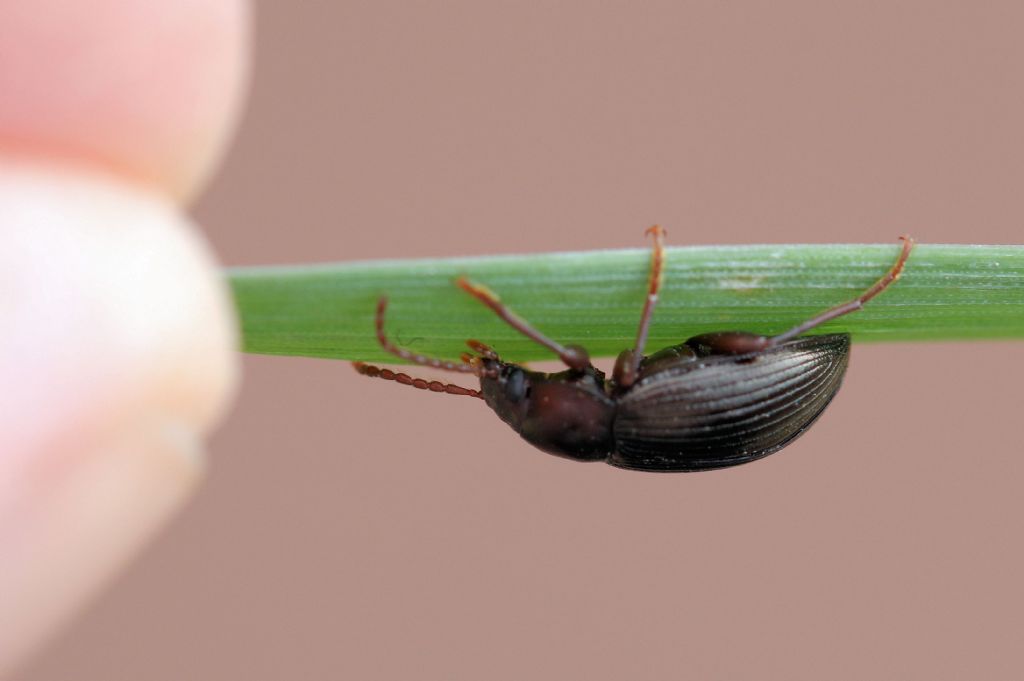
[503,368,527,403]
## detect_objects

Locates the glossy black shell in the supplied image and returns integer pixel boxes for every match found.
[479,333,851,472]
[610,334,850,471]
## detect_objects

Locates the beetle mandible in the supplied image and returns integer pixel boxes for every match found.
[353,228,914,471]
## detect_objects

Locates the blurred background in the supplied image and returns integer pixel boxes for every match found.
[22,2,1024,679]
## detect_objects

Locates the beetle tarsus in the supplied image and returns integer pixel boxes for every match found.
[466,339,500,360]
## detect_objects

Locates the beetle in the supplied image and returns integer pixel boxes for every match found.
[353,227,914,471]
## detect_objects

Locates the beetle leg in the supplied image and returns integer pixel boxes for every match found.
[462,341,504,378]
[767,235,915,346]
[685,331,770,356]
[456,277,592,371]
[466,339,500,360]
[613,225,666,389]
[352,362,483,399]
[373,297,478,373]
[632,224,667,358]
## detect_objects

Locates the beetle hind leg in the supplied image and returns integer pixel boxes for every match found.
[767,235,914,346]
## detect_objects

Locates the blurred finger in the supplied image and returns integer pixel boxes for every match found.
[0,162,239,671]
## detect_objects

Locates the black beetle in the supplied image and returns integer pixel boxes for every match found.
[354,227,914,471]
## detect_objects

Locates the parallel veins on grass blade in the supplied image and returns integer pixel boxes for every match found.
[229,242,1024,364]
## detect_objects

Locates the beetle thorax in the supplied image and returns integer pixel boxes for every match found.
[479,362,616,462]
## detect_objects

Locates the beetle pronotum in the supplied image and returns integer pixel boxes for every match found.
[354,229,914,471]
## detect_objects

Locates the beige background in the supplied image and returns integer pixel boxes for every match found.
[21,2,1024,679]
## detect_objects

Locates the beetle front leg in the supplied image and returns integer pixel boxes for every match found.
[456,277,592,371]
[373,297,479,373]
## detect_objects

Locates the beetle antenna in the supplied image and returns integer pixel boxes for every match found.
[374,297,477,373]
[767,235,915,346]
[456,277,592,371]
[352,362,483,399]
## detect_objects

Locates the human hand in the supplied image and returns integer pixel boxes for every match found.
[0,1,248,671]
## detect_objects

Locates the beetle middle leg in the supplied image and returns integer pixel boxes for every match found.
[612,225,666,390]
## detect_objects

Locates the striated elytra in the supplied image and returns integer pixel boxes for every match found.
[354,228,913,472]
[610,333,849,470]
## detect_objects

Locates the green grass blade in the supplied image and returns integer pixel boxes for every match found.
[228,243,1024,363]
